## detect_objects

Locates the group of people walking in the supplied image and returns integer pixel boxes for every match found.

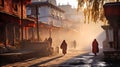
[60,39,99,56]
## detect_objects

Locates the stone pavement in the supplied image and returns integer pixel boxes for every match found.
[1,49,120,67]
[51,50,120,67]
[1,49,88,67]
[55,51,104,67]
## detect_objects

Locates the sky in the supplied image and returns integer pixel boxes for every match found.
[56,0,78,8]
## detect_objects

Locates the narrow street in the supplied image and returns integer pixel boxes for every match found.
[56,51,105,67]
[1,49,120,67]
[1,49,88,67]
[0,0,120,67]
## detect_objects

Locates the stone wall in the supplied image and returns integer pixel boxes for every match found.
[20,40,53,56]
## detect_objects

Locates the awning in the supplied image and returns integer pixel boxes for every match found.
[22,18,36,27]
[39,22,61,30]
[39,22,50,29]
[0,11,20,24]
[12,0,31,4]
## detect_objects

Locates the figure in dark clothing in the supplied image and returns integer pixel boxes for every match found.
[60,40,67,55]
[48,37,52,46]
[73,40,76,49]
[92,39,99,56]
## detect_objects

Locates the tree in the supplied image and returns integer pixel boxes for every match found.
[77,0,119,24]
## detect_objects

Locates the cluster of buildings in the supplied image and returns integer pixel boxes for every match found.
[0,0,81,54]
[1,0,119,60]
[0,0,36,53]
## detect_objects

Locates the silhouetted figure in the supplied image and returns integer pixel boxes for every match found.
[48,37,52,46]
[73,40,76,49]
[60,40,67,55]
[44,38,48,42]
[92,39,99,56]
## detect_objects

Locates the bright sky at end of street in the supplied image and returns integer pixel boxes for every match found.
[56,0,78,8]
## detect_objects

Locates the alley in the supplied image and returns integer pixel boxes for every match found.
[1,49,88,67]
[1,49,120,67]
[1,0,120,67]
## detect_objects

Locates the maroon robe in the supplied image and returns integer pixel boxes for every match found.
[92,39,99,54]
[60,40,67,55]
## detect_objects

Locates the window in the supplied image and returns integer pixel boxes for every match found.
[12,0,18,11]
[26,7,31,15]
[12,3,18,11]
[0,0,4,7]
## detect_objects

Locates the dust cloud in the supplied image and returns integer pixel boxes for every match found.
[50,21,106,52]
[38,11,106,52]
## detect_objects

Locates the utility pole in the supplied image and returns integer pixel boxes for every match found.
[20,0,24,41]
[36,5,40,41]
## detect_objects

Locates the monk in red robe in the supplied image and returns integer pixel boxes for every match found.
[60,40,67,55]
[92,39,99,56]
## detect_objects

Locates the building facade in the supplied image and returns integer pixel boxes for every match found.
[32,0,57,6]
[0,0,35,53]
[27,1,64,41]
[58,4,83,30]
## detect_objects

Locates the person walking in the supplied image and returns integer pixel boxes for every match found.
[60,40,67,55]
[48,37,52,47]
[92,39,99,56]
[73,40,77,49]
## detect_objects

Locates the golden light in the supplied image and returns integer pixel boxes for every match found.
[83,2,87,10]
[77,21,106,50]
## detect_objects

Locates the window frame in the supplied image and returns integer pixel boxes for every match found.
[12,0,18,12]
[0,0,4,7]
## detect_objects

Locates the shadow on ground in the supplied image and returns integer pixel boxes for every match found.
[29,55,63,67]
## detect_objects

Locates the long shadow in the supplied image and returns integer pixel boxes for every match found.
[57,51,120,67]
[58,52,93,65]
[54,50,104,66]
[29,55,63,67]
